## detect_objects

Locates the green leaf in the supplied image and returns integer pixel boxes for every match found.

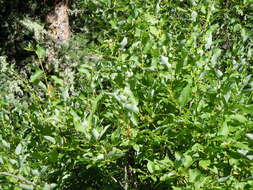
[189,169,200,183]
[92,128,100,140]
[217,176,230,183]
[160,55,171,68]
[229,114,247,123]
[147,161,155,173]
[191,11,197,22]
[1,139,10,149]
[238,105,253,114]
[35,44,46,59]
[237,149,248,156]
[99,125,110,138]
[124,103,139,113]
[75,122,87,134]
[215,69,223,78]
[241,28,249,42]
[19,184,34,190]
[183,155,193,168]
[44,136,56,144]
[120,37,128,48]
[205,31,212,50]
[178,83,192,106]
[246,133,253,140]
[199,160,211,169]
[223,91,231,103]
[42,183,57,190]
[15,143,22,155]
[218,121,229,136]
[211,48,222,66]
[51,76,64,86]
[30,70,43,83]
[160,172,176,181]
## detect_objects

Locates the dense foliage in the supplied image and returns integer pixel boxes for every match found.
[0,0,253,189]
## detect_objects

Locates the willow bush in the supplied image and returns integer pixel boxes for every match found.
[0,0,253,189]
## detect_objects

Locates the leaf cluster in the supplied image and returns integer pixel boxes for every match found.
[0,0,253,189]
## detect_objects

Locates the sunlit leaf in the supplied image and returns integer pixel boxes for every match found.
[218,121,229,136]
[160,172,176,181]
[44,136,56,144]
[217,176,230,183]
[147,161,155,174]
[199,160,210,169]
[246,133,253,140]
[92,128,100,140]
[229,114,247,123]
[19,184,34,190]
[120,37,128,48]
[15,143,22,155]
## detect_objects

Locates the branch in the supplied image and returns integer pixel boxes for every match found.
[0,172,36,186]
[111,176,125,190]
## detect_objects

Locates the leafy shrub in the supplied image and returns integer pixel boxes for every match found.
[0,0,252,189]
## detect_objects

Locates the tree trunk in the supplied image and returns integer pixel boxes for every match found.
[46,0,70,44]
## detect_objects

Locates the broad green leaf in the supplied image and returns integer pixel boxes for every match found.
[97,154,104,160]
[183,155,193,168]
[30,70,43,83]
[205,31,212,50]
[1,139,10,149]
[191,11,197,22]
[223,91,231,103]
[217,176,230,183]
[19,184,34,190]
[35,44,46,59]
[233,142,251,150]
[215,69,223,78]
[218,121,229,136]
[75,123,86,133]
[51,76,64,86]
[42,183,57,190]
[44,136,56,144]
[15,143,22,155]
[238,104,253,114]
[99,125,110,138]
[199,160,211,169]
[178,83,192,106]
[120,37,128,48]
[241,28,249,42]
[211,48,222,66]
[237,149,248,156]
[229,114,247,123]
[124,103,139,113]
[246,155,253,160]
[160,55,171,68]
[160,172,176,181]
[92,128,100,140]
[150,26,160,37]
[147,161,155,173]
[246,133,253,140]
[189,169,200,183]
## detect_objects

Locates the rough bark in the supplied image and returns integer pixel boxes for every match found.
[46,0,70,44]
[45,0,70,69]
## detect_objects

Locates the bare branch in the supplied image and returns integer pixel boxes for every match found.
[0,172,36,186]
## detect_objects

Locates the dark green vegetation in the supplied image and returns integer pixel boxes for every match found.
[0,0,253,189]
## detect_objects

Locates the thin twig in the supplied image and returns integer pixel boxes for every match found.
[111,176,125,190]
[0,172,36,186]
[124,166,128,190]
